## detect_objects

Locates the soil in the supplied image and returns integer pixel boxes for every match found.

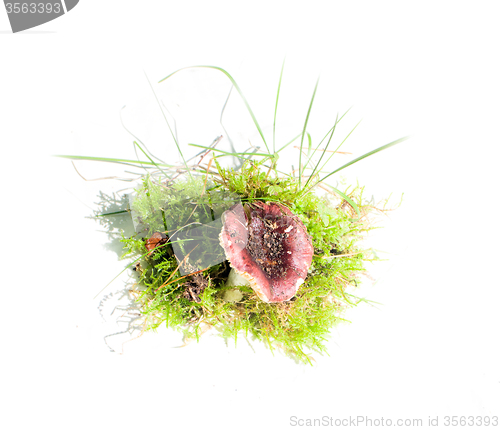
[246,215,290,280]
[182,272,209,303]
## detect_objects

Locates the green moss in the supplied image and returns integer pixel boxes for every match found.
[120,160,380,364]
[59,65,405,363]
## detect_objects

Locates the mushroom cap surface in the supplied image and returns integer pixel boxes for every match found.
[219,201,313,303]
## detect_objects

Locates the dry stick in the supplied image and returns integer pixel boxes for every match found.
[199,136,223,166]
[201,157,214,196]
[166,136,222,184]
[290,169,315,177]
[159,266,211,296]
[167,165,195,183]
[265,161,274,180]
[71,161,123,181]
[319,250,366,258]
[190,136,221,174]
[167,159,201,183]
[154,244,199,293]
[183,204,201,227]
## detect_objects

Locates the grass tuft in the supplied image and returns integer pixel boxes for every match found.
[121,163,383,363]
[58,64,407,363]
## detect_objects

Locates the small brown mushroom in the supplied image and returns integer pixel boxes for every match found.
[219,201,313,303]
[145,232,168,253]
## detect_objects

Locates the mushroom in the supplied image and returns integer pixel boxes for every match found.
[219,201,313,303]
[145,232,168,252]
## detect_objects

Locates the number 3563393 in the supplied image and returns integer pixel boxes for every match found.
[5,3,62,14]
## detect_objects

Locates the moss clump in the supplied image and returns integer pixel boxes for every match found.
[120,160,379,364]
[59,65,405,363]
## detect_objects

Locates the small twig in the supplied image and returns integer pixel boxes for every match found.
[71,161,122,181]
[199,135,223,166]
[160,265,211,296]
[319,250,365,258]
[154,245,199,293]
[201,157,214,196]
[293,146,351,154]
[183,204,199,226]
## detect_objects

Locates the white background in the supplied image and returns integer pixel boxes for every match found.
[1,1,499,429]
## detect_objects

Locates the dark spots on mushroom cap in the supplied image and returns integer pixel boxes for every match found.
[220,201,313,302]
[246,218,289,281]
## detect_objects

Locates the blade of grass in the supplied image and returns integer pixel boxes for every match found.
[276,132,302,153]
[324,184,361,217]
[273,59,285,154]
[159,65,270,154]
[307,132,312,159]
[94,210,129,217]
[298,78,319,191]
[219,85,241,167]
[134,140,170,181]
[317,119,362,175]
[92,238,192,299]
[301,106,353,190]
[144,71,194,183]
[301,113,339,192]
[297,132,319,172]
[54,155,174,168]
[70,161,132,182]
[214,153,259,161]
[186,135,223,164]
[318,136,409,185]
[188,143,269,157]
[120,106,166,165]
[300,118,363,196]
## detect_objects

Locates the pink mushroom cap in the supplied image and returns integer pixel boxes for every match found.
[219,201,314,303]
